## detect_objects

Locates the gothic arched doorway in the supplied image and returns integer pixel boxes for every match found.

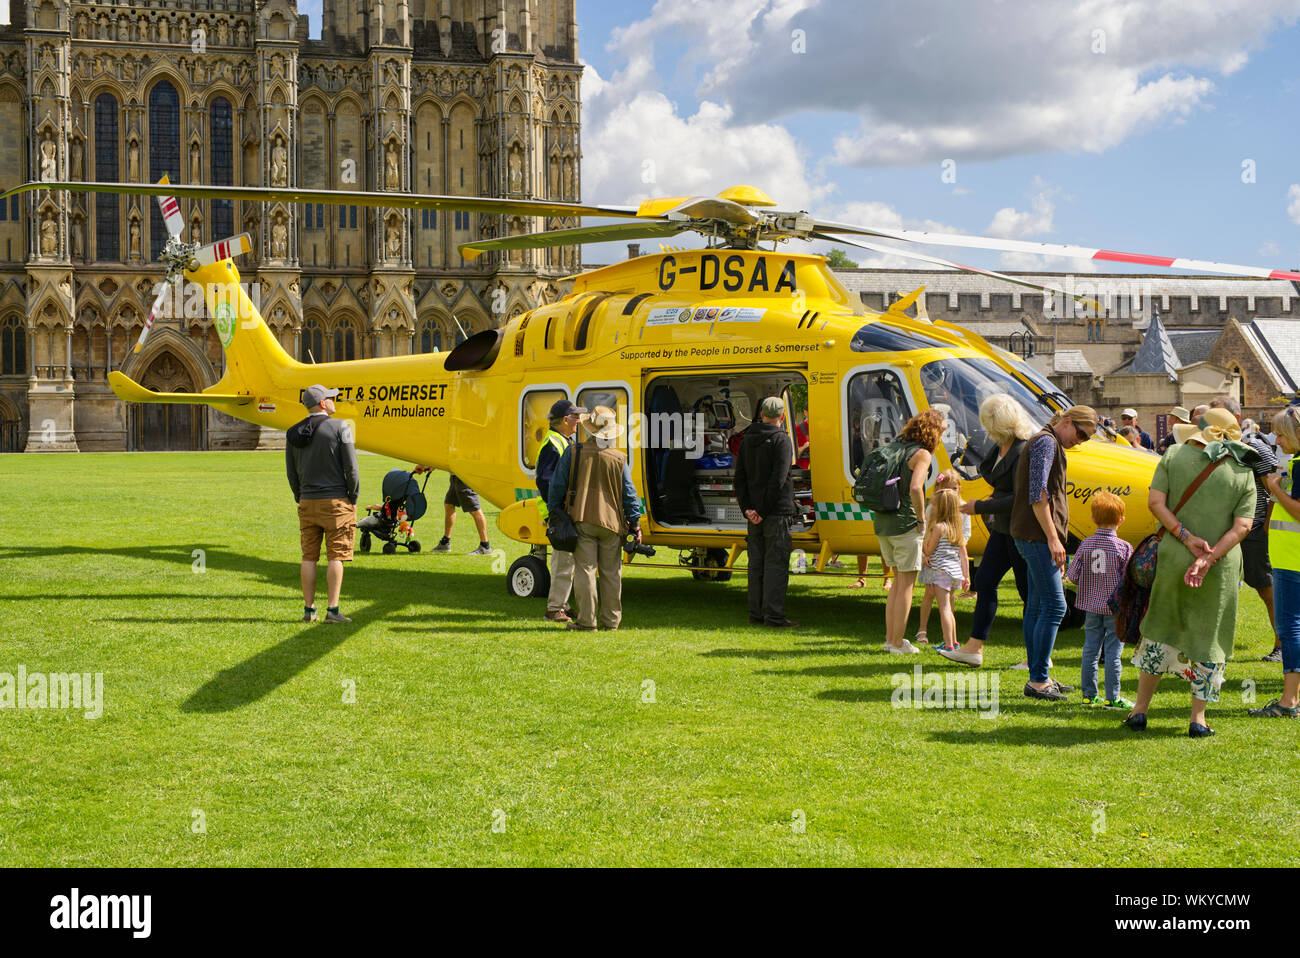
[0,395,23,453]
[132,351,205,451]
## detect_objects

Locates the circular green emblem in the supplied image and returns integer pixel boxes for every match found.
[215,302,236,349]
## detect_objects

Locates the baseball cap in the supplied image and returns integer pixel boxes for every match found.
[548,398,586,420]
[1121,407,1138,419]
[759,396,785,419]
[303,384,340,409]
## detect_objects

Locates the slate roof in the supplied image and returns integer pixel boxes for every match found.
[1245,320,1300,394]
[1166,329,1221,367]
[1053,350,1093,374]
[1129,309,1180,378]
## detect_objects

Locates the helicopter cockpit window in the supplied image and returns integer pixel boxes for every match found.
[918,357,1052,479]
[846,368,912,477]
[850,323,949,354]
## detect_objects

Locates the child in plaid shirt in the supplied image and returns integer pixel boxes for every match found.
[1066,492,1134,708]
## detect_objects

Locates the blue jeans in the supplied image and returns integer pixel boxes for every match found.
[970,529,1028,641]
[1015,539,1067,684]
[1274,568,1300,674]
[1081,611,1122,700]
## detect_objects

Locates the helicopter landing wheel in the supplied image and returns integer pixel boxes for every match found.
[507,555,550,598]
[690,547,733,582]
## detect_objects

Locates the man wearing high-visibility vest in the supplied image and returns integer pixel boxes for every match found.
[1257,406,1300,718]
[537,399,585,623]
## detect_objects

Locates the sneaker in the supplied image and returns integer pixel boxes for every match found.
[324,610,352,624]
[468,544,493,556]
[826,558,844,569]
[1104,696,1136,711]
[914,631,929,645]
[1081,695,1103,706]
[543,609,571,623]
[432,538,451,553]
[565,621,597,632]
[887,640,922,655]
[1262,648,1283,663]
[937,647,983,667]
[1024,682,1067,701]
[1248,698,1300,718]
[302,610,319,623]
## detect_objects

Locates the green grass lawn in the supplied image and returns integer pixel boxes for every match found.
[0,450,1295,866]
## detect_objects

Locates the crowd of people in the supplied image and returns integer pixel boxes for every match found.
[283,379,1300,734]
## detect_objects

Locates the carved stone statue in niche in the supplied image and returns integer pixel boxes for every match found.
[236,21,247,45]
[72,217,84,259]
[271,214,288,259]
[386,220,401,258]
[70,138,83,179]
[508,148,522,193]
[270,135,288,187]
[128,141,140,181]
[39,136,57,182]
[190,142,201,182]
[40,211,57,256]
[158,18,169,43]
[129,218,140,258]
[216,20,228,45]
[385,142,399,190]
[563,157,574,199]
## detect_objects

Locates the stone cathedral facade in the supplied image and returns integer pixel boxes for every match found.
[0,0,581,452]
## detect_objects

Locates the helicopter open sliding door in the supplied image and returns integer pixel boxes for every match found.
[642,368,810,532]
[843,365,920,485]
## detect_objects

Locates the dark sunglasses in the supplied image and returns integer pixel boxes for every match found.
[1073,422,1095,442]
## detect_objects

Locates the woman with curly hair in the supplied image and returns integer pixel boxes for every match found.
[1010,404,1099,700]
[876,408,943,654]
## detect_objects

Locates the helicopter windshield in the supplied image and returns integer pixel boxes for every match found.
[918,357,1053,480]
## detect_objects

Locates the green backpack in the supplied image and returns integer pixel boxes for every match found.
[852,440,916,514]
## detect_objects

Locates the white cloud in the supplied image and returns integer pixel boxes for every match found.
[710,0,1300,166]
[987,186,1056,240]
[1288,184,1300,226]
[1260,239,1281,257]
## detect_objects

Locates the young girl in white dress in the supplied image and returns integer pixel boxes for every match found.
[918,484,971,652]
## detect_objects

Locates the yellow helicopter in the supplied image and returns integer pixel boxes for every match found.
[7,178,1297,598]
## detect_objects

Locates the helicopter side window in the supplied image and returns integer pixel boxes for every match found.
[917,358,1052,480]
[519,387,568,472]
[576,386,631,464]
[846,368,912,478]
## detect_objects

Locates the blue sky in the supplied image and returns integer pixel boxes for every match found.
[572,0,1300,274]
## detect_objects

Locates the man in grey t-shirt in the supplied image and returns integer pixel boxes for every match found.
[287,384,360,624]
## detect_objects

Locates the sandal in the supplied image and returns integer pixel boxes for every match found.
[848,575,868,589]
[1248,698,1300,718]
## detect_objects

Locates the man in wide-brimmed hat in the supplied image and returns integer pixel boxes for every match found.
[1158,406,1191,453]
[546,405,641,631]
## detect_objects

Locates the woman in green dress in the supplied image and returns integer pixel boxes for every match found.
[1124,407,1257,737]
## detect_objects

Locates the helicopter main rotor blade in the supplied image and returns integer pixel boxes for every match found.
[0,181,645,222]
[193,233,253,267]
[814,218,1300,282]
[155,175,185,240]
[810,232,1103,310]
[459,221,687,260]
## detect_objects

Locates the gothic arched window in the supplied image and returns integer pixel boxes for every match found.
[301,315,324,363]
[94,92,119,261]
[1,315,26,376]
[148,80,181,259]
[210,97,233,240]
[417,318,442,353]
[333,320,357,362]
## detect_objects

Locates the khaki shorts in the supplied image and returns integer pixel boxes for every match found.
[878,528,924,574]
[299,497,357,562]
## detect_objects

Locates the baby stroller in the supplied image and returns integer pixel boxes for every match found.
[358,468,431,554]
